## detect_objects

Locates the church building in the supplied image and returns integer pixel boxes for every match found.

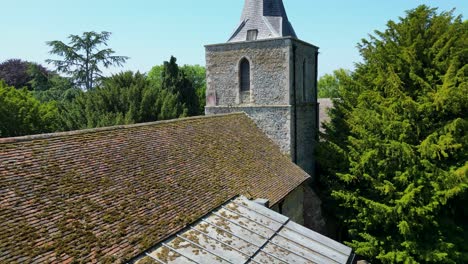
[0,1,356,263]
[205,0,320,177]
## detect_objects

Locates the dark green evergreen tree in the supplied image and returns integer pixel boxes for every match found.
[161,56,200,116]
[148,58,206,116]
[180,64,206,114]
[59,71,185,130]
[318,6,467,263]
[32,75,81,103]
[46,31,128,90]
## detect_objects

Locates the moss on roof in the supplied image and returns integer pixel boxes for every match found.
[0,113,309,263]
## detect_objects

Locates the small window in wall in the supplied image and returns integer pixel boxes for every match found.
[240,58,250,91]
[302,59,307,102]
[246,30,258,41]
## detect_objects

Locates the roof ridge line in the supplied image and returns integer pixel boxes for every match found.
[0,113,246,144]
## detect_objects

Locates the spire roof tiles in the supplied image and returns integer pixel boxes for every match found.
[228,0,297,42]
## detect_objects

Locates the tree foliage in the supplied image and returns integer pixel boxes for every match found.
[46,31,128,90]
[180,64,206,114]
[59,71,186,130]
[318,6,467,263]
[148,57,205,115]
[0,59,51,90]
[0,81,59,137]
[32,75,81,103]
[0,59,30,89]
[318,69,350,98]
[0,53,205,137]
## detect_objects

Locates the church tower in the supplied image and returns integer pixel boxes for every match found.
[205,0,319,177]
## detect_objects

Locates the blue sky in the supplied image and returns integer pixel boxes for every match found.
[1,0,466,77]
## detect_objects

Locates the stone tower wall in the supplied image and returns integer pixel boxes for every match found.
[205,38,291,106]
[290,40,319,178]
[206,106,292,153]
[205,38,294,154]
[205,37,323,230]
[205,37,318,178]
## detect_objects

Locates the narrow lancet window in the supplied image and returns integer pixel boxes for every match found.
[302,59,307,101]
[240,58,251,92]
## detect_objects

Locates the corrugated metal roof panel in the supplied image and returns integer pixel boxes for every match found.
[134,196,353,264]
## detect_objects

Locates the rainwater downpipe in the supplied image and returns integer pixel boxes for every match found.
[292,43,298,164]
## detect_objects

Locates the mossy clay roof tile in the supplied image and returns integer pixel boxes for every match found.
[0,113,309,263]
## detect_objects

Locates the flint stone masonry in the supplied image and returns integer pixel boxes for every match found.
[293,39,319,103]
[205,7,323,228]
[205,37,319,178]
[206,38,291,106]
[206,106,291,153]
[295,103,318,175]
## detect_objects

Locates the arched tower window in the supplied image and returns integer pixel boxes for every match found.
[240,58,250,92]
[302,59,307,102]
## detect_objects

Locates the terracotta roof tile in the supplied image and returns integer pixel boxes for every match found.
[0,113,309,263]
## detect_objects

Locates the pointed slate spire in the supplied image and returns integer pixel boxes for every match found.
[228,0,297,42]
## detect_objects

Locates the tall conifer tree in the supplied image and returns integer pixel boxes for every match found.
[319,6,467,263]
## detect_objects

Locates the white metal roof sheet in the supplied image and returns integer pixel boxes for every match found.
[133,196,354,264]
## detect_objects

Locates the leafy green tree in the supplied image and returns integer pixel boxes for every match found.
[318,69,350,98]
[318,6,467,263]
[59,71,186,130]
[0,81,59,137]
[148,57,204,116]
[181,64,206,114]
[46,31,128,90]
[147,65,164,85]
